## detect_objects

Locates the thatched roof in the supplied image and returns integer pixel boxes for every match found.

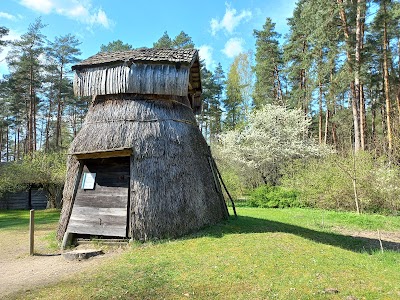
[72,48,202,112]
[72,48,198,70]
[57,97,228,241]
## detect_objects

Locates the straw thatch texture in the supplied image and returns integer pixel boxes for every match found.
[74,64,190,97]
[57,96,228,241]
[58,155,81,240]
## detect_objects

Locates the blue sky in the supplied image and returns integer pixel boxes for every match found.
[0,0,297,76]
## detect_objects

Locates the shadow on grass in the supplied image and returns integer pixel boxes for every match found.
[195,215,400,253]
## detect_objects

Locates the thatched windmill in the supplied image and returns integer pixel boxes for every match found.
[57,48,229,246]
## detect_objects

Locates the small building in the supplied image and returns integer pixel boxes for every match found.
[57,48,228,243]
[0,185,47,210]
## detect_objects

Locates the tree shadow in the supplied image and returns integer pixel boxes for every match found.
[195,215,400,253]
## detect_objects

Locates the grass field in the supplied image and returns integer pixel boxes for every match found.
[2,207,399,300]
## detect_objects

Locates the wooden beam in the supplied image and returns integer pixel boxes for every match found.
[71,148,132,160]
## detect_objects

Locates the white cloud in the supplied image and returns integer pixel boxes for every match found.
[222,37,244,58]
[91,8,110,28]
[0,30,21,76]
[211,3,252,36]
[19,0,113,29]
[199,45,215,70]
[20,0,53,14]
[0,12,17,20]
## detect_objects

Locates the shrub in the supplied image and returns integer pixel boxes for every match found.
[248,185,300,208]
[216,104,330,186]
[282,153,400,214]
[0,151,67,208]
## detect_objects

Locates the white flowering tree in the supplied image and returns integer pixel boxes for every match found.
[217,104,326,185]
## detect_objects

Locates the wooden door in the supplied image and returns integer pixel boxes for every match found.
[67,157,130,237]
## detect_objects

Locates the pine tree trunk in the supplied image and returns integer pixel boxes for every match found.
[17,127,20,160]
[332,122,338,151]
[0,125,2,161]
[45,98,52,152]
[324,109,329,144]
[383,4,393,152]
[72,105,77,137]
[360,84,366,150]
[357,1,366,150]
[381,105,387,151]
[6,124,9,161]
[371,97,376,150]
[318,80,323,144]
[338,0,361,152]
[56,66,63,149]
[397,38,400,126]
[14,129,17,161]
[29,65,35,154]
[274,65,283,104]
[351,81,361,151]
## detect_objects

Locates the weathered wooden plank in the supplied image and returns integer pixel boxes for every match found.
[70,206,127,219]
[67,156,129,237]
[68,206,127,236]
[6,191,29,209]
[72,148,132,159]
[31,189,47,209]
[73,194,128,208]
[68,223,126,237]
[164,65,172,95]
[103,68,107,94]
[75,62,192,97]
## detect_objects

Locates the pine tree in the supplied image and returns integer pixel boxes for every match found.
[0,26,9,51]
[47,34,81,150]
[99,40,133,52]
[153,31,173,48]
[6,18,46,154]
[153,31,194,49]
[172,31,195,48]
[253,18,283,107]
[224,56,245,130]
[209,63,225,140]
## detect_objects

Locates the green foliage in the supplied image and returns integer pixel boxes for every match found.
[248,185,300,208]
[0,151,67,207]
[153,31,172,48]
[223,52,252,130]
[253,17,283,107]
[282,152,400,214]
[99,40,133,52]
[0,26,8,50]
[218,166,247,200]
[153,31,194,49]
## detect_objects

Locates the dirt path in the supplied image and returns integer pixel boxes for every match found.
[0,227,125,299]
[333,227,400,251]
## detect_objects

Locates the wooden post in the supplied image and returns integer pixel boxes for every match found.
[210,156,237,217]
[29,209,34,255]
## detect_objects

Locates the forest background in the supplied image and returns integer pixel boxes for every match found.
[0,0,400,215]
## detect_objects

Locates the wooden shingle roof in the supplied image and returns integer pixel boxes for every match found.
[72,48,199,70]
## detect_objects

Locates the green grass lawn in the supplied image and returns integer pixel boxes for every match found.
[5,207,400,300]
[0,209,60,231]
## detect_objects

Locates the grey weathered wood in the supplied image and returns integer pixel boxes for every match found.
[29,209,34,255]
[66,157,130,237]
[31,189,47,209]
[75,63,190,97]
[71,147,132,159]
